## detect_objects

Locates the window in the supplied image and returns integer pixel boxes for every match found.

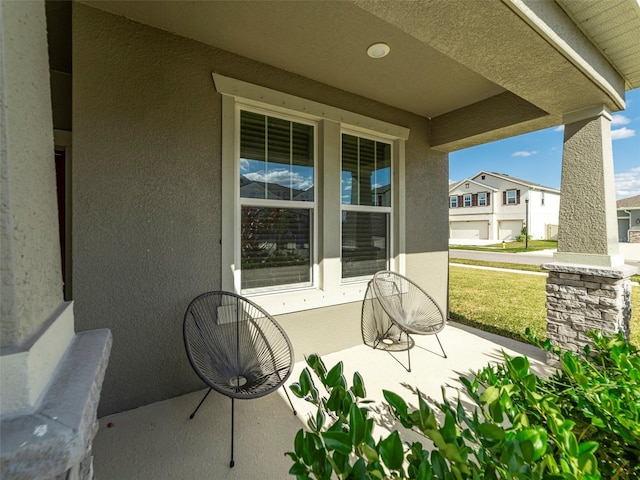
[464,194,472,207]
[216,74,409,313]
[506,189,518,205]
[478,192,487,206]
[541,191,545,206]
[450,196,458,208]
[341,134,391,280]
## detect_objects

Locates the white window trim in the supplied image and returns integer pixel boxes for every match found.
[216,74,408,315]
[478,192,487,206]
[450,196,457,208]
[506,189,517,205]
[463,194,472,207]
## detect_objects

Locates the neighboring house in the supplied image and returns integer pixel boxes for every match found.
[617,194,640,243]
[449,172,560,241]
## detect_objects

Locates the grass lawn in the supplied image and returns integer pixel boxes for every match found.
[449,266,640,347]
[450,240,557,253]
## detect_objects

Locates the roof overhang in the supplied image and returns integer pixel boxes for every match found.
[77,0,639,152]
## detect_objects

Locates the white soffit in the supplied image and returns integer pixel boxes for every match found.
[557,0,640,90]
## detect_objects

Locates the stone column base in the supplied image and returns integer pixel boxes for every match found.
[542,263,636,360]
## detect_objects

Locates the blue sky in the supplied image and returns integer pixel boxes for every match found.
[450,88,640,199]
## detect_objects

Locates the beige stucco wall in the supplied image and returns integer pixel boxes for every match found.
[1,0,63,348]
[73,4,448,415]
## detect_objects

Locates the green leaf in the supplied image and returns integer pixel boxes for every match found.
[379,431,404,471]
[349,458,367,480]
[478,423,505,441]
[480,386,500,405]
[299,368,313,396]
[383,390,408,418]
[322,431,352,455]
[289,461,308,475]
[578,452,598,474]
[326,386,345,413]
[578,441,598,455]
[516,427,547,461]
[294,429,304,457]
[361,443,379,463]
[290,382,303,398]
[351,371,366,398]
[349,404,365,446]
[315,408,325,431]
[325,362,344,388]
[510,356,530,377]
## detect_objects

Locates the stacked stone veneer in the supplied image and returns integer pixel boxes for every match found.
[543,263,635,356]
[630,230,640,243]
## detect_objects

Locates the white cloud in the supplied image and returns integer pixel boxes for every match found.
[240,158,250,172]
[512,150,538,157]
[245,169,313,191]
[615,166,640,199]
[611,114,631,126]
[554,125,565,132]
[611,127,636,140]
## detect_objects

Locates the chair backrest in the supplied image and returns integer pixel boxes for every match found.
[371,271,446,335]
[183,291,294,399]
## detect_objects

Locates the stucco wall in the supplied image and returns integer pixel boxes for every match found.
[1,1,63,348]
[73,4,448,415]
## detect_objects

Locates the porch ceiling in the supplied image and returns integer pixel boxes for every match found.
[77,0,636,150]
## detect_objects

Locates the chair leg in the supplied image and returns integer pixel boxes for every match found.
[281,385,297,416]
[435,334,447,359]
[230,397,235,468]
[406,333,412,372]
[189,388,212,419]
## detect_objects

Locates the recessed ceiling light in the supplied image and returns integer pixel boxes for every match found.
[367,43,390,59]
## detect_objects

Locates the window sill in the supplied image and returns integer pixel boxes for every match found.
[245,282,370,316]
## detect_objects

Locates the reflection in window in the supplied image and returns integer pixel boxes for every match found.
[341,134,390,206]
[240,111,314,201]
[241,207,311,289]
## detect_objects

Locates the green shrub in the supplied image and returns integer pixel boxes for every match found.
[286,332,639,479]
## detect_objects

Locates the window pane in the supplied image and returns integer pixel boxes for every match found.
[241,207,311,289]
[341,134,391,207]
[240,111,314,201]
[342,211,388,279]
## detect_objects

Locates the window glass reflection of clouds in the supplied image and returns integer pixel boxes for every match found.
[240,110,314,202]
[341,134,391,207]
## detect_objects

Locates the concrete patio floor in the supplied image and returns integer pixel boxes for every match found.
[93,322,551,480]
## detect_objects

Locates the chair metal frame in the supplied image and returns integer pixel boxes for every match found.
[183,291,296,468]
[365,271,447,371]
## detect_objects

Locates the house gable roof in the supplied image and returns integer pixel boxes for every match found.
[475,171,560,193]
[450,171,560,194]
[449,178,499,193]
[617,194,640,210]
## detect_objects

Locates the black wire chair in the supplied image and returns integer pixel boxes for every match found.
[183,291,296,468]
[362,271,446,371]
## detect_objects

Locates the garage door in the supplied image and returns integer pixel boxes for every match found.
[450,221,489,240]
[499,220,522,240]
